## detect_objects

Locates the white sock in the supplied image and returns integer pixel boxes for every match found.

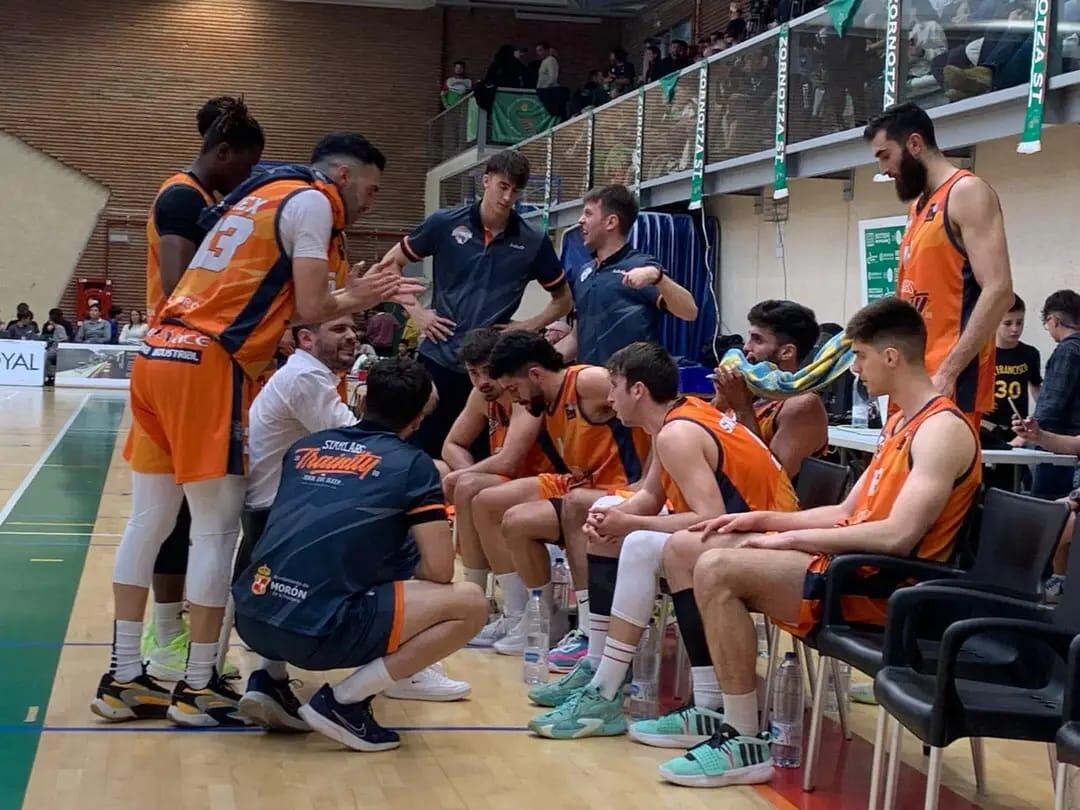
[496,572,528,618]
[587,615,610,666]
[259,658,288,680]
[692,666,723,711]
[592,636,636,700]
[154,602,184,646]
[575,589,590,632]
[185,641,218,689]
[463,566,490,590]
[333,658,395,704]
[111,620,144,682]
[722,690,759,736]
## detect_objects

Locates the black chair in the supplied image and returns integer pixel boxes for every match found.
[1055,634,1080,810]
[873,518,1080,810]
[803,489,1069,797]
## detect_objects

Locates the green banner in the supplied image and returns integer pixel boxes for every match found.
[1018,0,1053,154]
[882,0,901,109]
[585,112,595,193]
[659,71,681,104]
[858,216,907,303]
[632,87,645,195]
[542,129,553,231]
[489,92,559,144]
[689,63,708,211]
[826,0,863,36]
[773,25,790,201]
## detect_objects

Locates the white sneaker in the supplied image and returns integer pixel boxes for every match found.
[493,615,527,656]
[384,663,472,702]
[468,614,516,648]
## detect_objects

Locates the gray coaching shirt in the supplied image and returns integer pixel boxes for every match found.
[400,203,567,371]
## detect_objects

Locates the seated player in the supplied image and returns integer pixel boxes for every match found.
[470,331,651,654]
[655,297,981,789]
[524,343,797,739]
[710,300,829,479]
[440,328,556,594]
[232,359,487,751]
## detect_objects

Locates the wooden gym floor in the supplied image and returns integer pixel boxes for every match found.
[0,389,1067,809]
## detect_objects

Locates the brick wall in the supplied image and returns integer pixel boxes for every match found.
[620,0,694,53]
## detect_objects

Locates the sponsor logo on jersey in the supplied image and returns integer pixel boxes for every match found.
[452,225,473,245]
[251,565,271,595]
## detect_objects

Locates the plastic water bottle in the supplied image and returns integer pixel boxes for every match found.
[771,652,805,768]
[852,377,870,429]
[523,589,550,684]
[551,557,571,610]
[824,661,852,716]
[754,614,769,658]
[627,622,659,720]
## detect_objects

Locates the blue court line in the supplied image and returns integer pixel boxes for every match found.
[0,724,528,734]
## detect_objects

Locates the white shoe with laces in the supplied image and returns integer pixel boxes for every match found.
[493,615,527,656]
[468,614,517,648]
[383,663,472,702]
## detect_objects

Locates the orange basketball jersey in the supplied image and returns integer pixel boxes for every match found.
[542,365,650,488]
[159,173,350,380]
[659,397,798,515]
[898,169,995,415]
[839,395,981,561]
[145,172,214,323]
[487,397,557,476]
[754,399,784,447]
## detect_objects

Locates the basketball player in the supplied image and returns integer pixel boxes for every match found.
[526,343,796,740]
[654,297,980,789]
[469,331,650,654]
[711,300,828,478]
[139,95,263,680]
[233,359,487,751]
[92,130,424,726]
[865,102,1014,425]
[440,328,557,592]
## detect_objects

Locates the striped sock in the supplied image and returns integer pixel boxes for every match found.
[586,614,609,666]
[592,636,636,700]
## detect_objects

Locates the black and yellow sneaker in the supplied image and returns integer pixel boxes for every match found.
[90,668,171,722]
[167,668,255,728]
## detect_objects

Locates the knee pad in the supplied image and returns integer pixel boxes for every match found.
[186,529,240,608]
[113,474,184,589]
[585,553,620,616]
[610,530,670,628]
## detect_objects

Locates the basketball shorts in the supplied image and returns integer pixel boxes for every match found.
[124,326,253,484]
[235,580,405,672]
[537,474,631,501]
[773,553,897,639]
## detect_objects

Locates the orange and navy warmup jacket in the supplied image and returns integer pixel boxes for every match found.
[898,169,995,415]
[487,398,558,476]
[659,397,798,515]
[542,365,651,488]
[792,396,982,634]
[145,172,215,324]
[158,166,351,380]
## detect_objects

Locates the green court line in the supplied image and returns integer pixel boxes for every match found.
[0,396,124,810]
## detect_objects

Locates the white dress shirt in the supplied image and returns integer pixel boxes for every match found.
[245,349,357,510]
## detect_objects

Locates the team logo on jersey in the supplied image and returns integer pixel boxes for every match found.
[923,203,940,222]
[251,565,272,596]
[452,225,473,245]
[717,412,738,433]
[564,404,577,421]
[579,262,596,282]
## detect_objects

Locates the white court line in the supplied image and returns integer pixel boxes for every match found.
[0,531,122,538]
[0,393,91,525]
[30,558,64,563]
[25,706,38,723]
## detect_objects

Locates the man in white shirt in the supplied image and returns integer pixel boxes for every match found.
[536,41,560,89]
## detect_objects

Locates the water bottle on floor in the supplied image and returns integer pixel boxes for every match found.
[823,661,851,716]
[852,376,870,429]
[628,622,659,720]
[523,589,550,684]
[551,557,570,611]
[754,614,769,658]
[771,652,804,768]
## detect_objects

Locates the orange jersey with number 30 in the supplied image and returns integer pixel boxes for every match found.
[145,173,214,324]
[159,176,349,380]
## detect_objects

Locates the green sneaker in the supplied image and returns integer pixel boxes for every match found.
[528,685,627,740]
[850,681,877,705]
[146,624,190,682]
[629,704,727,749]
[658,724,774,788]
[528,658,595,707]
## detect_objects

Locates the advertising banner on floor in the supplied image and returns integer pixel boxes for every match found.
[55,343,139,389]
[858,215,908,304]
[0,339,46,387]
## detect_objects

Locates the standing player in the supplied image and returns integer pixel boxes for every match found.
[710,300,829,479]
[139,95,263,680]
[555,184,698,365]
[865,102,1013,425]
[91,130,424,726]
[470,332,651,654]
[376,150,573,458]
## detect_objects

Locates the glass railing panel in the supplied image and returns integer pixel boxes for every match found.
[642,68,699,181]
[706,35,781,162]
[591,95,639,188]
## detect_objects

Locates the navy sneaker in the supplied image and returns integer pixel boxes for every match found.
[298,684,400,751]
[238,669,310,732]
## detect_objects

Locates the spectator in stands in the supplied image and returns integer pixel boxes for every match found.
[352,325,380,370]
[39,314,67,384]
[535,41,560,89]
[442,61,473,108]
[107,305,123,344]
[658,40,692,78]
[397,340,414,360]
[48,307,75,342]
[697,36,714,58]
[642,44,663,84]
[519,46,538,88]
[725,2,749,43]
[119,309,149,345]
[608,48,635,94]
[907,8,948,92]
[6,303,38,333]
[6,307,38,340]
[75,304,112,344]
[484,45,527,89]
[366,305,398,357]
[1027,290,1080,498]
[573,70,610,114]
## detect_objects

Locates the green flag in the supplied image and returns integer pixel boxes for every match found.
[489,92,559,144]
[825,0,863,36]
[689,63,708,211]
[773,25,790,200]
[659,71,681,104]
[542,130,553,231]
[882,0,901,109]
[1018,0,1053,154]
[632,87,645,196]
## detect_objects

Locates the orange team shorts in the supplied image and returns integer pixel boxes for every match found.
[124,327,254,484]
[537,473,632,501]
[772,552,892,639]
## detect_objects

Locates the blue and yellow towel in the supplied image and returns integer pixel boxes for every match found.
[719,332,854,400]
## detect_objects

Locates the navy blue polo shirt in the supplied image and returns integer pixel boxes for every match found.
[232,421,445,637]
[401,203,567,371]
[568,243,668,366]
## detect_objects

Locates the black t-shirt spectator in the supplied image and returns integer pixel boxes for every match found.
[611,61,636,83]
[657,56,692,78]
[154,183,210,245]
[726,15,748,42]
[989,342,1042,430]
